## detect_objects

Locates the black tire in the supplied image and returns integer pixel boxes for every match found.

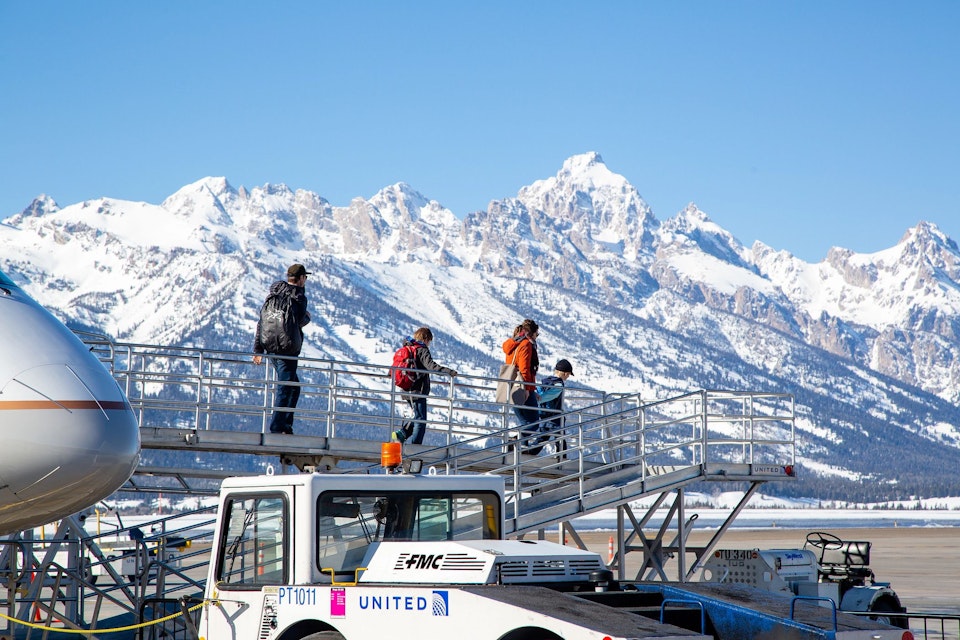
[497,629,563,640]
[869,599,909,629]
[301,632,346,640]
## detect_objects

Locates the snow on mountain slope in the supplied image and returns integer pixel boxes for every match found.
[3,152,960,501]
[756,222,960,329]
[753,221,960,401]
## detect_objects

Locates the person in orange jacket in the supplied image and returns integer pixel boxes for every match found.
[502,318,544,454]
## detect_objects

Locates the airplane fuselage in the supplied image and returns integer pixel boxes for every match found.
[0,270,140,534]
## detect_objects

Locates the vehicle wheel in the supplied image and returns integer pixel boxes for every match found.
[869,599,909,629]
[301,632,346,640]
[497,629,563,640]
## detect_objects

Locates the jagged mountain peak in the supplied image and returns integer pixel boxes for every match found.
[676,202,707,222]
[900,220,955,249]
[5,155,960,502]
[520,151,640,206]
[161,177,238,227]
[510,153,657,262]
[818,220,960,287]
[558,150,609,178]
[895,221,960,273]
[369,183,432,219]
[164,177,236,202]
[659,203,751,268]
[3,194,61,228]
[374,183,460,233]
[21,194,60,218]
[665,203,722,235]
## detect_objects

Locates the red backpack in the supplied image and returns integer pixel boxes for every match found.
[392,344,419,390]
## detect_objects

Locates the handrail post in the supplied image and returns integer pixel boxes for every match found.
[328,366,337,439]
[789,595,837,630]
[700,390,709,468]
[444,373,455,448]
[676,486,687,582]
[659,599,706,635]
[326,360,335,438]
[639,402,646,472]
[790,394,797,465]
[195,350,204,431]
[261,356,271,433]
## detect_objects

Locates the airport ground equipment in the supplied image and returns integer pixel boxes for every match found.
[701,530,907,627]
[190,468,907,640]
[68,338,803,590]
[0,336,919,639]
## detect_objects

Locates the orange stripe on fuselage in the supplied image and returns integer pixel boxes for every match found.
[0,400,130,410]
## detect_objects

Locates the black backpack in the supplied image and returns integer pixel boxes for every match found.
[258,291,302,356]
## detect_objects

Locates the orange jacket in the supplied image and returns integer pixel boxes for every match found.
[503,334,539,391]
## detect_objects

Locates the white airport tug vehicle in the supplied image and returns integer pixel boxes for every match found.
[701,531,907,627]
[192,462,912,640]
[199,471,701,640]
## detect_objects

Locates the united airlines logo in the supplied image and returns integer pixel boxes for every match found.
[357,591,449,616]
[431,591,449,617]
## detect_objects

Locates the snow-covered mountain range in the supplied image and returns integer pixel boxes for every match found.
[4,152,960,501]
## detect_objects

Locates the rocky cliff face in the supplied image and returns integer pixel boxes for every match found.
[4,152,960,500]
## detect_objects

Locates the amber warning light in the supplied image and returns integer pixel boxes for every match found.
[381,441,402,469]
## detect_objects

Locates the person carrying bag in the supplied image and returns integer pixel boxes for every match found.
[501,319,543,453]
[496,347,528,405]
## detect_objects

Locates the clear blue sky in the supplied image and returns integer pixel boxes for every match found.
[2,1,958,262]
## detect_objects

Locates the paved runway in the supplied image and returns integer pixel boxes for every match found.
[577,526,960,614]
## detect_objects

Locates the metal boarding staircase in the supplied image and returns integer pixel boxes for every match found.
[87,340,799,579]
[0,337,800,638]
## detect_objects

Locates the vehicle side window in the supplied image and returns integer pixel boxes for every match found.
[315,490,500,578]
[217,495,287,586]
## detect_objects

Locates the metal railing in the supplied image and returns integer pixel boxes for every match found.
[0,335,802,637]
[844,610,960,640]
[0,508,214,639]
[908,612,960,640]
[85,340,795,467]
[73,337,799,536]
[86,339,613,444]
[356,388,797,535]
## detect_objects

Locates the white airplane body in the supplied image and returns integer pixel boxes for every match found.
[0,269,140,535]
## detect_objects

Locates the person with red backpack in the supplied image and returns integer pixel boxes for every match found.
[390,326,457,444]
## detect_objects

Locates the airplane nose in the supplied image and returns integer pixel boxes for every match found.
[0,362,141,533]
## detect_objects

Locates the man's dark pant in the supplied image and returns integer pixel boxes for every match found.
[513,391,545,454]
[402,395,428,444]
[270,356,300,433]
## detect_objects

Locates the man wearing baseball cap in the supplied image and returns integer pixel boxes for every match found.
[253,263,312,433]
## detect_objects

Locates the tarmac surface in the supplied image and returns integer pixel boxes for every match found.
[577,526,960,614]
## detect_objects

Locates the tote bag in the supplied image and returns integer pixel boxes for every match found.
[495,350,528,405]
